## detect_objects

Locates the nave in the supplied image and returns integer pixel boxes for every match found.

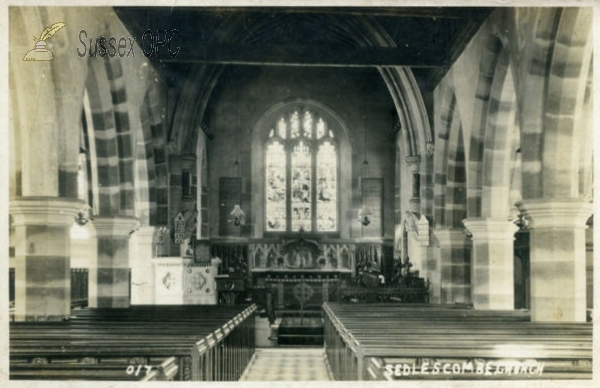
[6,4,595,385]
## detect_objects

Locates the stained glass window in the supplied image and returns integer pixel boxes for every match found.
[290,111,300,138]
[291,141,312,231]
[316,118,326,139]
[265,108,338,233]
[277,118,287,139]
[303,111,313,138]
[265,140,287,231]
[316,141,337,231]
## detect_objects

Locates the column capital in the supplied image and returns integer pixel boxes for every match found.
[405,155,421,171]
[462,218,518,240]
[521,199,593,229]
[92,216,140,237]
[168,154,182,170]
[134,226,160,248]
[434,228,469,245]
[181,154,197,162]
[405,155,421,165]
[408,198,421,213]
[135,225,158,240]
[10,197,86,227]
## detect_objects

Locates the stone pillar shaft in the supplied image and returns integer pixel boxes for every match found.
[89,216,139,308]
[523,199,592,322]
[463,218,518,310]
[435,229,471,304]
[168,154,182,256]
[129,226,157,305]
[406,156,421,213]
[421,246,439,303]
[10,197,84,321]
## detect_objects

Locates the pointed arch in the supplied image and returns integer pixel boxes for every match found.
[433,81,459,229]
[466,30,504,218]
[480,47,519,218]
[541,8,593,199]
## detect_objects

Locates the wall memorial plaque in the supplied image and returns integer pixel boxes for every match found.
[361,177,383,238]
[219,177,242,236]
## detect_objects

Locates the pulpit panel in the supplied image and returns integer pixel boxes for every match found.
[154,258,217,305]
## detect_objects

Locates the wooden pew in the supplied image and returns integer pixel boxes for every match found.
[11,305,256,381]
[66,304,256,381]
[10,356,179,381]
[10,304,256,381]
[323,303,593,381]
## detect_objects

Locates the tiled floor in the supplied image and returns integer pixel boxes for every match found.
[240,348,333,381]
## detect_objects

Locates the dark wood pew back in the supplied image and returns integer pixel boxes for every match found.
[10,356,179,381]
[323,303,593,381]
[10,304,256,381]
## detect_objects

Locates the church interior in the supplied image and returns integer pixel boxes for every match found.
[6,5,595,382]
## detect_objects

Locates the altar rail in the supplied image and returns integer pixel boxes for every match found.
[323,303,593,381]
[337,286,429,304]
[10,304,256,381]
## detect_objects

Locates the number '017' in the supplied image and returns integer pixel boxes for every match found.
[126,364,152,376]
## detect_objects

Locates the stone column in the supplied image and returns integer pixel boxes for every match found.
[10,197,84,321]
[424,250,441,304]
[405,156,421,213]
[89,216,139,308]
[435,229,471,304]
[181,154,197,200]
[522,199,592,322]
[463,218,518,310]
[130,226,157,305]
[168,154,182,256]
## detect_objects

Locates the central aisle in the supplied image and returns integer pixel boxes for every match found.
[240,348,333,381]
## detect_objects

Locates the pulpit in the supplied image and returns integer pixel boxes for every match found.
[153,257,217,305]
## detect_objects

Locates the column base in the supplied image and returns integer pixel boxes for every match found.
[522,199,592,322]
[88,216,139,309]
[435,229,471,304]
[11,197,85,321]
[463,218,518,310]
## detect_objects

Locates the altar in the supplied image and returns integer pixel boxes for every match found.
[248,234,359,315]
[261,270,343,311]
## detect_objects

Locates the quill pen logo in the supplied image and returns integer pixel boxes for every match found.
[23,22,66,61]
